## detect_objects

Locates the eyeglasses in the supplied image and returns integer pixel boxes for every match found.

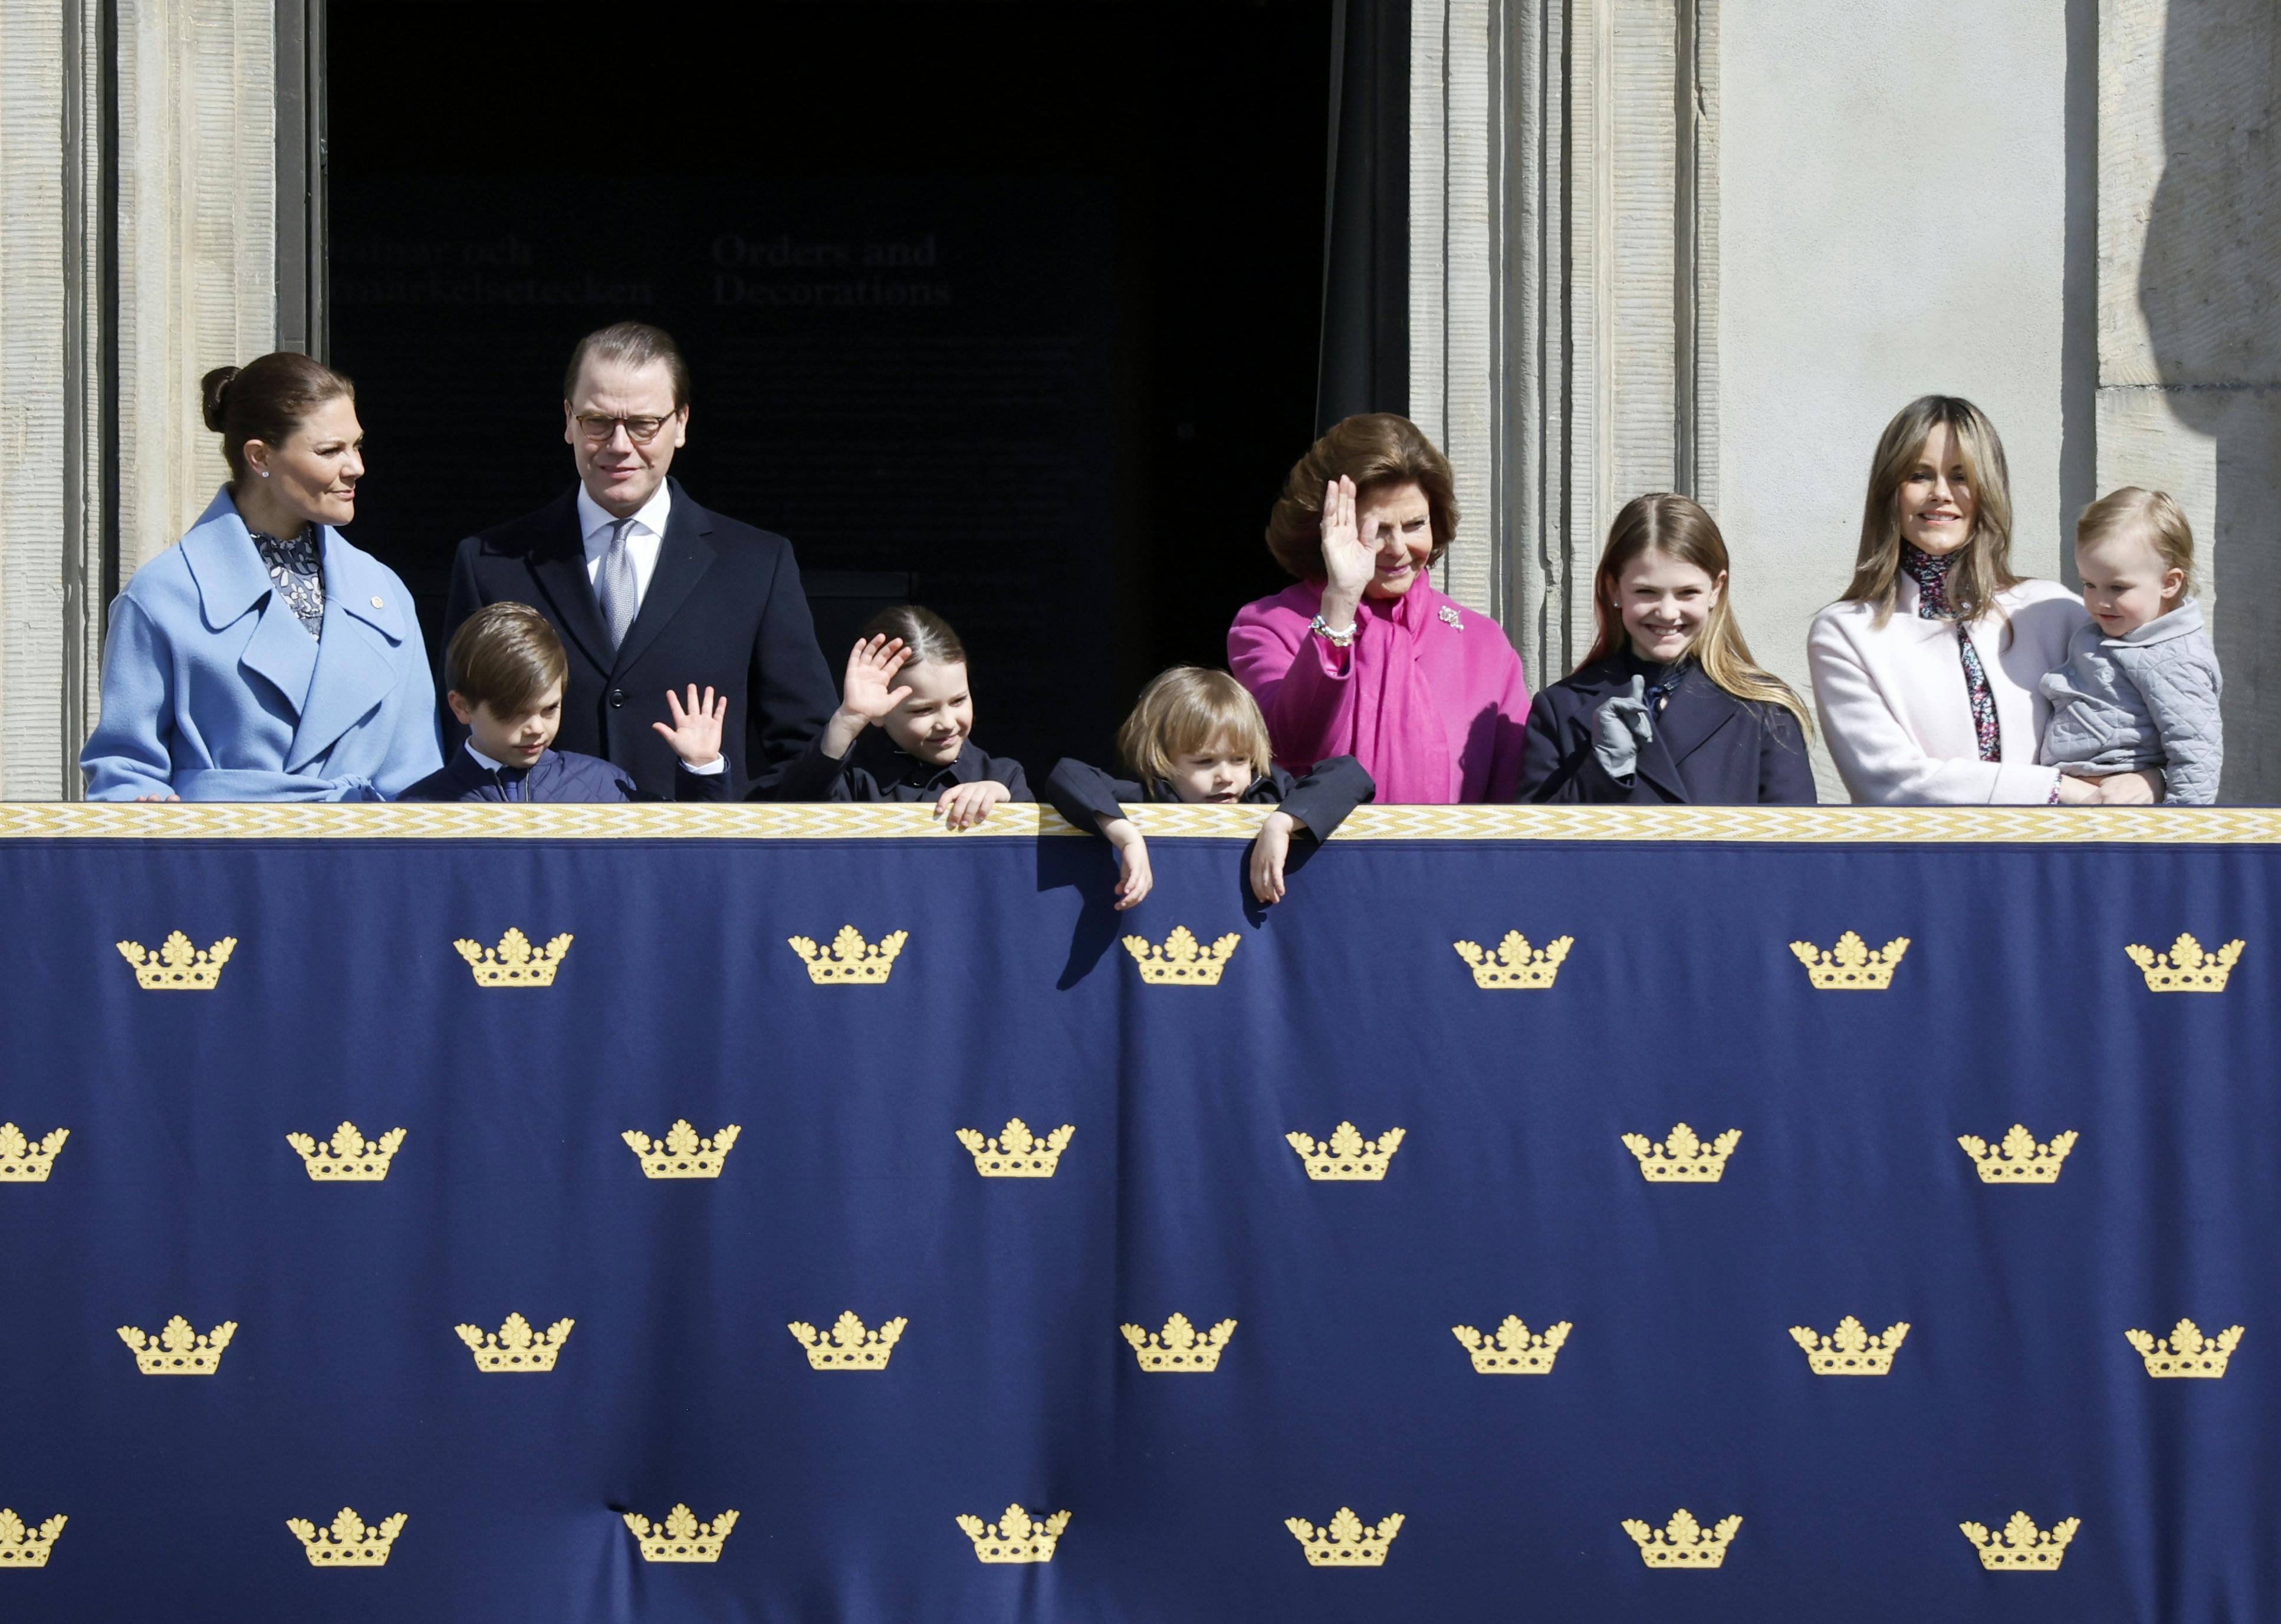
[574,411,680,445]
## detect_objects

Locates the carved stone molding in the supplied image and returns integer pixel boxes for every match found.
[1411,0,1716,680]
[116,0,277,583]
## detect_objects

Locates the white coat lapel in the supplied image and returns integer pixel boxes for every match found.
[285,533,406,771]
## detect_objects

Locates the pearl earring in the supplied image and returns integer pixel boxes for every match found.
[259,470,269,478]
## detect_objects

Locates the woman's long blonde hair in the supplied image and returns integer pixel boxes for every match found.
[1583,493,1811,733]
[1843,395,2022,625]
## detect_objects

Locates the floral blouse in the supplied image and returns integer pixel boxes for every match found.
[251,526,325,639]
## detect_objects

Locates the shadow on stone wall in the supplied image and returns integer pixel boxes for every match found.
[2140,5,2281,799]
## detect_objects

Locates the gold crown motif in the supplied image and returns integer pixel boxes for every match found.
[1452,931,1574,988]
[0,1123,68,1183]
[118,1316,235,1375]
[956,1119,1073,1176]
[2125,1319,2243,1378]
[1286,1507,1403,1567]
[1622,1123,1741,1182]
[1960,1511,2078,1571]
[1958,1125,2078,1184]
[1789,932,1908,989]
[1286,1122,1405,1181]
[1120,1314,1236,1372]
[1452,1317,1571,1374]
[1790,1317,1909,1375]
[789,1311,907,1370]
[2125,934,2244,991]
[1121,926,1241,986]
[287,1508,406,1567]
[455,1313,574,1372]
[788,926,908,984]
[286,1122,405,1182]
[116,932,235,990]
[0,1509,65,1569]
[625,1505,738,1562]
[453,928,572,987]
[1623,1510,1742,1569]
[622,1120,740,1178]
[956,1504,1070,1563]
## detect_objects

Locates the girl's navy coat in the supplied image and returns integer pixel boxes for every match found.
[1044,755,1374,837]
[768,727,1030,803]
[1516,652,1817,804]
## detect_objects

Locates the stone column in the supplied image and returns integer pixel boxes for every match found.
[0,0,103,798]
[116,0,277,581]
[1412,0,1715,681]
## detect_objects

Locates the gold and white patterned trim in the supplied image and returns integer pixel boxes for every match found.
[0,804,2273,844]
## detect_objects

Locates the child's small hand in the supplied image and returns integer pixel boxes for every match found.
[840,635,912,726]
[1102,817,1153,909]
[935,779,1011,830]
[1249,810,1299,905]
[2091,768,2165,805]
[652,684,727,767]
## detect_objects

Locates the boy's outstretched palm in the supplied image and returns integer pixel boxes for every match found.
[653,685,728,767]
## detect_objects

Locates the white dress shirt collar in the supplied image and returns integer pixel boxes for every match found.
[576,480,674,604]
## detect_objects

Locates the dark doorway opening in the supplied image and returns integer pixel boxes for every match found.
[326,0,1331,772]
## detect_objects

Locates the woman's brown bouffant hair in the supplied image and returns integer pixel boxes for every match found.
[1583,493,1812,734]
[1842,394,2022,626]
[1263,413,1458,580]
[199,352,356,482]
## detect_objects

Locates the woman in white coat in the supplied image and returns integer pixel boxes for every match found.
[1807,396,2160,806]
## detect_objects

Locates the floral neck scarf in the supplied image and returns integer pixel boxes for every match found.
[251,525,325,640]
[1899,544,1999,762]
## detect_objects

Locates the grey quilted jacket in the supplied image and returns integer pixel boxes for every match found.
[2037,598,2223,804]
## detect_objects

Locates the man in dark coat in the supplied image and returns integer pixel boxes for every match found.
[439,321,836,797]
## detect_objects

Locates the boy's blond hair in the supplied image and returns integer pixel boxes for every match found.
[1116,668,1272,786]
[2078,486,2195,598]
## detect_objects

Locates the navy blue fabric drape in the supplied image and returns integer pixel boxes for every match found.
[1,829,2272,1620]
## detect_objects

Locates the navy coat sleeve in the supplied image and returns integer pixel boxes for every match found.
[992,757,1034,802]
[670,764,731,804]
[1044,758,1136,834]
[755,734,855,803]
[1277,755,1374,837]
[1517,689,1642,803]
[742,545,838,791]
[1757,705,1820,806]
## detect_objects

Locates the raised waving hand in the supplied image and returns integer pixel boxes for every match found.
[1316,475,1370,630]
[819,635,913,759]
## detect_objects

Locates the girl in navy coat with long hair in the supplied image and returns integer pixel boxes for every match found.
[1517,494,1817,804]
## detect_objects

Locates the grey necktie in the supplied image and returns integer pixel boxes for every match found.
[596,516,639,650]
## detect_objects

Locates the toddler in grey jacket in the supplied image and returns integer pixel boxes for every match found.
[2039,488,2222,804]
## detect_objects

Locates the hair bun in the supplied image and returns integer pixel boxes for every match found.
[199,366,241,432]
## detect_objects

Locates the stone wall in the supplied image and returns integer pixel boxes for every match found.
[2098,0,2280,801]
[1717,0,2072,798]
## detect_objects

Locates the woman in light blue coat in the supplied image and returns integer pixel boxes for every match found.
[81,353,441,800]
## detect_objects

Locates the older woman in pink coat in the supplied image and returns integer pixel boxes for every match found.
[1228,414,1530,803]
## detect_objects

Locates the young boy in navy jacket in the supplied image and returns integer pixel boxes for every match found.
[1046,666,1372,907]
[397,601,729,802]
